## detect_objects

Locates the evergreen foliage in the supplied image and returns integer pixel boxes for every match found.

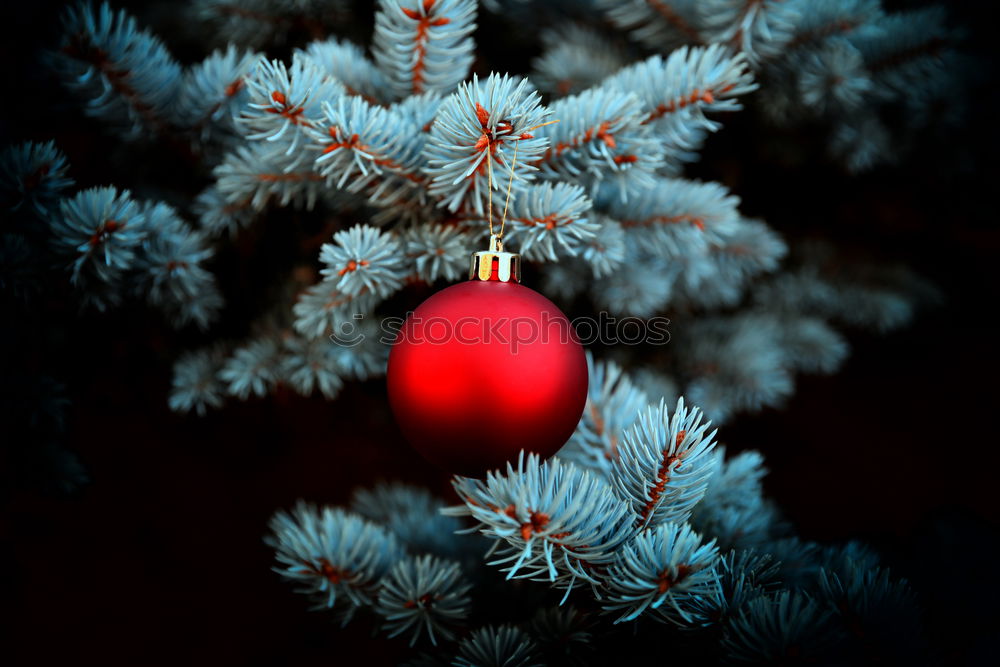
[1,0,961,659]
[1,0,953,423]
[268,394,923,663]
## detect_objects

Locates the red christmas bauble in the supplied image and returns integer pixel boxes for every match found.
[387,279,588,477]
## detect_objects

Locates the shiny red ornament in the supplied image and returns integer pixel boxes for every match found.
[387,271,588,477]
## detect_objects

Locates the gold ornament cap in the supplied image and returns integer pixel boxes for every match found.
[470,234,521,283]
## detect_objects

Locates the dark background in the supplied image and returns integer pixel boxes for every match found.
[2,0,998,664]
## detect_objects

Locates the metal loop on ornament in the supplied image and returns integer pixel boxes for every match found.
[470,234,521,283]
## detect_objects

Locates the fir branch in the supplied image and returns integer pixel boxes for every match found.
[589,233,678,317]
[403,223,475,283]
[782,0,882,53]
[52,186,148,296]
[818,560,923,660]
[53,2,182,138]
[324,318,391,381]
[375,555,472,646]
[352,483,464,556]
[722,590,844,662]
[525,606,593,664]
[597,0,704,52]
[292,280,379,339]
[672,217,787,309]
[558,353,649,477]
[192,0,349,48]
[214,142,327,213]
[219,337,283,400]
[696,0,802,63]
[446,453,637,596]
[169,346,229,415]
[423,73,550,214]
[776,316,849,374]
[530,24,628,98]
[579,215,627,279]
[503,182,597,262]
[795,38,872,114]
[310,96,425,190]
[317,225,407,299]
[192,184,259,238]
[532,87,660,199]
[239,55,343,154]
[297,38,390,104]
[603,521,720,624]
[602,45,757,171]
[135,202,222,330]
[373,0,477,100]
[279,336,346,399]
[676,549,783,626]
[689,448,782,549]
[269,502,403,612]
[453,625,542,667]
[0,141,74,218]
[610,398,718,529]
[681,314,795,422]
[607,177,743,255]
[175,45,263,142]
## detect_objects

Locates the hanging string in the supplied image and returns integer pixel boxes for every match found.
[485,119,559,242]
[486,147,495,238]
[499,138,519,240]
